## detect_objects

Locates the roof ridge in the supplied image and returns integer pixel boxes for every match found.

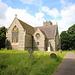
[18,18,34,28]
[34,25,57,39]
[18,18,35,35]
[34,25,57,28]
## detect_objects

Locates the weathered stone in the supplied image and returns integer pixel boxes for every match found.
[50,53,57,58]
[59,49,62,54]
[28,49,34,59]
[6,15,60,51]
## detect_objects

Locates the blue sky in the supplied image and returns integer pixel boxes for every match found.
[0,0,75,33]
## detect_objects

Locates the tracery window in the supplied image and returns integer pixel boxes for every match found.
[12,26,19,43]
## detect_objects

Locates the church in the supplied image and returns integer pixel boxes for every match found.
[6,15,60,51]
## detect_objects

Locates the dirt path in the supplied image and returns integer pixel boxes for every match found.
[53,51,75,75]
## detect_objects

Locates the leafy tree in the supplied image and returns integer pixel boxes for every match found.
[67,24,75,35]
[60,31,71,50]
[70,34,75,49]
[67,24,75,50]
[60,24,75,50]
[0,26,7,49]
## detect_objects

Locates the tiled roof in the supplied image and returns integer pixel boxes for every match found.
[17,18,57,38]
[40,30,47,38]
[18,19,35,35]
[34,25,57,39]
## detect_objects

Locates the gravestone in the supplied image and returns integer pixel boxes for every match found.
[50,53,57,58]
[28,49,34,59]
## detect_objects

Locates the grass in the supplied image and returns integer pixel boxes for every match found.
[0,49,67,75]
[73,50,75,54]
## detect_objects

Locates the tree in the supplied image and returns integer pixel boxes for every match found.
[0,26,7,49]
[67,24,75,35]
[60,31,71,50]
[60,24,75,50]
[67,24,75,49]
[70,34,75,49]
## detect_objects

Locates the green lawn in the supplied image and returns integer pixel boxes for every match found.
[0,49,67,75]
[73,50,75,54]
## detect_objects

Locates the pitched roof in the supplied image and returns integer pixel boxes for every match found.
[40,30,47,38]
[34,25,57,39]
[17,18,57,38]
[18,19,35,35]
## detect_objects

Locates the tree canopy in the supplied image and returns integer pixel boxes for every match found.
[60,24,75,50]
[67,24,75,35]
[0,26,7,49]
[60,31,71,50]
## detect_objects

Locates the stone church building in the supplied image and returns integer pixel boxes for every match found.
[6,15,60,51]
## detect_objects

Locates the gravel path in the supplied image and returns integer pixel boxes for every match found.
[53,51,75,75]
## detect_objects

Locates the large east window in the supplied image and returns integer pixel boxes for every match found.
[12,26,19,43]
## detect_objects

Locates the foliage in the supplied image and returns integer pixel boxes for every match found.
[73,50,75,54]
[67,24,75,35]
[0,26,7,49]
[0,50,67,75]
[69,34,75,49]
[60,31,71,50]
[60,24,75,50]
[67,24,75,50]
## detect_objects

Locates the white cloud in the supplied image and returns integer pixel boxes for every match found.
[0,0,75,35]
[35,12,44,19]
[5,7,45,27]
[0,1,8,19]
[41,4,75,34]
[0,4,45,28]
[57,4,75,34]
[0,0,45,28]
[42,6,59,19]
[60,0,66,5]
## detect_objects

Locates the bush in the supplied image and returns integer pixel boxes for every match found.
[1,48,7,51]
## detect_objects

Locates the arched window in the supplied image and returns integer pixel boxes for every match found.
[12,26,19,43]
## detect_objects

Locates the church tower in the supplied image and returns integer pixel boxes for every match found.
[43,21,53,26]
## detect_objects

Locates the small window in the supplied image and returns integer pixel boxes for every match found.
[37,42,39,45]
[36,33,40,39]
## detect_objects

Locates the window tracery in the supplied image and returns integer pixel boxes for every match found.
[12,26,19,43]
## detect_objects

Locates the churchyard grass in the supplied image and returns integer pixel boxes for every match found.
[73,50,75,54]
[0,49,67,75]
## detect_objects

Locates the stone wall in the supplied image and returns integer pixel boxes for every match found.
[33,29,45,51]
[25,34,32,50]
[6,17,25,50]
[55,33,60,50]
[49,39,55,51]
[43,21,53,26]
[6,17,60,51]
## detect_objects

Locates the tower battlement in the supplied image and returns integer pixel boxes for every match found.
[43,21,53,26]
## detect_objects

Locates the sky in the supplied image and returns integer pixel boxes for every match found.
[0,0,75,34]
